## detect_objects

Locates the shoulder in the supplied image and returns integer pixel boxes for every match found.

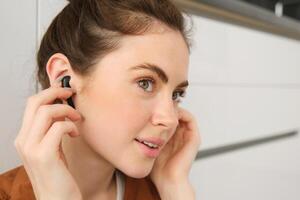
[122,172,161,200]
[0,165,22,199]
[0,165,36,200]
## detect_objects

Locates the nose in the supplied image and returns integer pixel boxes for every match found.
[151,95,179,132]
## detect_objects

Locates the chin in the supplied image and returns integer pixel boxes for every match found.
[118,162,154,178]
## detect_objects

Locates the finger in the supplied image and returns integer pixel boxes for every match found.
[17,87,75,143]
[175,108,202,166]
[172,122,185,152]
[178,107,201,145]
[178,107,198,131]
[173,126,201,168]
[52,76,64,88]
[27,104,81,145]
[39,121,79,156]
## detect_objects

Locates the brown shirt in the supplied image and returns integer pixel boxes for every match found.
[0,165,161,200]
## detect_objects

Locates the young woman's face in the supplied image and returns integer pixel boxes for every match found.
[75,24,190,178]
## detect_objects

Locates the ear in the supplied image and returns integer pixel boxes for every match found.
[46,53,72,86]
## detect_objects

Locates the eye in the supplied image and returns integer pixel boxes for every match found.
[137,77,187,103]
[172,90,186,103]
[137,78,155,92]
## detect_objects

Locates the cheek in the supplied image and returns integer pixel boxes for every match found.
[79,86,151,149]
[116,95,149,128]
[76,84,160,175]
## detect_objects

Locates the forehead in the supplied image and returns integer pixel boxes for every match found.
[122,27,188,69]
[91,22,189,83]
[119,23,189,60]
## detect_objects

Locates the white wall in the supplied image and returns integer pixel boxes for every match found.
[0,0,37,171]
[185,15,300,148]
[1,1,299,199]
[187,16,300,200]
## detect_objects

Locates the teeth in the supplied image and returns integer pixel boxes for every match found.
[141,141,158,148]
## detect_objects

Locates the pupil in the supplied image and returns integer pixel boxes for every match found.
[142,81,148,88]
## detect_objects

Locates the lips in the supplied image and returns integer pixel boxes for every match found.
[135,137,165,147]
[134,138,163,158]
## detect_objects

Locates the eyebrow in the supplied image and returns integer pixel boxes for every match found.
[128,63,189,89]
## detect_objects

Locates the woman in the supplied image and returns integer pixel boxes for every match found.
[0,0,201,199]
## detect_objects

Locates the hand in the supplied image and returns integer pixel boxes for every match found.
[14,82,83,200]
[150,107,201,192]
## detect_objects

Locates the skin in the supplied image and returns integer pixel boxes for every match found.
[44,21,199,199]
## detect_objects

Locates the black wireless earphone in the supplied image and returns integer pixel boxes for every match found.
[61,75,75,109]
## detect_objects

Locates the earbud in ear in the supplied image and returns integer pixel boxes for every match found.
[61,76,76,109]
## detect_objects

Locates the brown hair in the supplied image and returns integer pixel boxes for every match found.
[35,0,194,92]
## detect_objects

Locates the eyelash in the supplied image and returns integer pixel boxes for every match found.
[136,76,186,103]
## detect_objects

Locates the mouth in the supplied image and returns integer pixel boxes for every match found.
[134,138,160,149]
[134,138,162,158]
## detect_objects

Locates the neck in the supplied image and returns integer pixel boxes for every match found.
[61,134,117,199]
